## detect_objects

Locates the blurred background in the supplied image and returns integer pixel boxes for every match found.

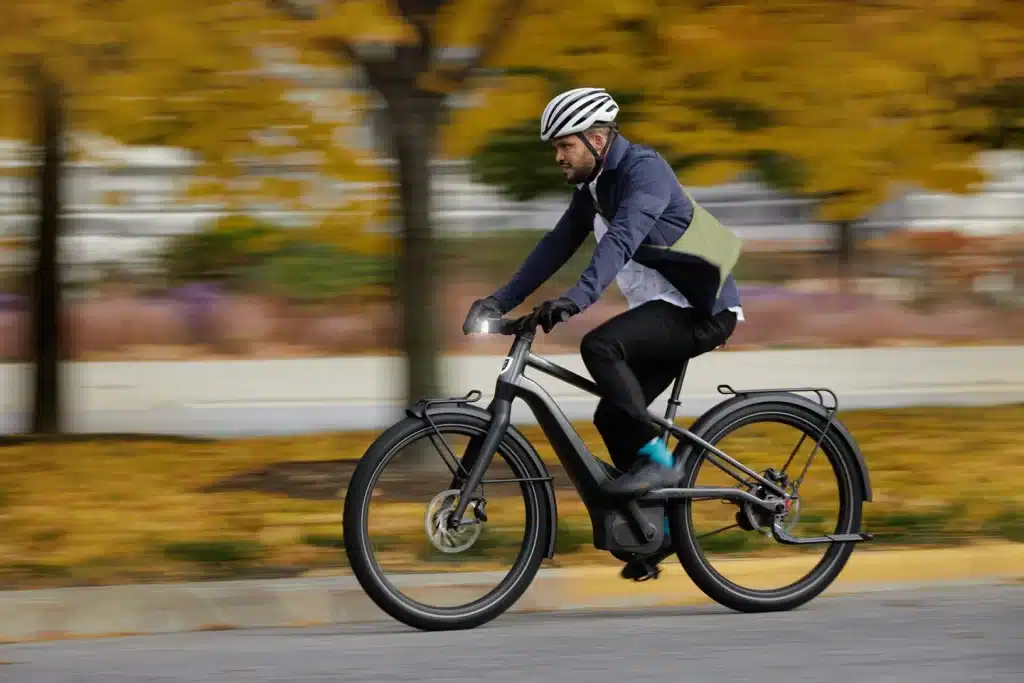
[0,0,1021,593]
[0,1,1020,380]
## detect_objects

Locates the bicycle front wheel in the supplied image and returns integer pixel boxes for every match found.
[342,410,552,631]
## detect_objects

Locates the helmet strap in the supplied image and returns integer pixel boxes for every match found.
[577,123,618,184]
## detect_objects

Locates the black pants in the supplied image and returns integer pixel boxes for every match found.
[580,301,738,472]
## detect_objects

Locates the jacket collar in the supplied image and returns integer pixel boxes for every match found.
[602,133,630,172]
[575,134,630,192]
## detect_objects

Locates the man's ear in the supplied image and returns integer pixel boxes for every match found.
[587,130,607,151]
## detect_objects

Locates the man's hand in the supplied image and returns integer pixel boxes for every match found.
[462,296,504,335]
[529,297,580,334]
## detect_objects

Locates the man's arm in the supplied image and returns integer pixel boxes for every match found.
[563,156,672,312]
[490,189,595,312]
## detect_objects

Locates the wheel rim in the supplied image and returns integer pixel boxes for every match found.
[354,424,544,617]
[677,409,858,599]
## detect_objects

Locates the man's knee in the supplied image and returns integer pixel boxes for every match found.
[580,326,620,366]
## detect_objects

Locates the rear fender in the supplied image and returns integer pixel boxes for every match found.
[677,392,872,502]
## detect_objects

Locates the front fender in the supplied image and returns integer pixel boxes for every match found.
[406,402,561,558]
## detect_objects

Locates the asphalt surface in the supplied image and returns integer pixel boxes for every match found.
[3,583,1021,682]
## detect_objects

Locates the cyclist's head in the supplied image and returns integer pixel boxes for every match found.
[540,87,619,185]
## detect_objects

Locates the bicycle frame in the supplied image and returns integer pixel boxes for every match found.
[446,322,793,532]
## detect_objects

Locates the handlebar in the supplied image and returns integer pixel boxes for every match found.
[478,310,572,337]
[488,317,524,336]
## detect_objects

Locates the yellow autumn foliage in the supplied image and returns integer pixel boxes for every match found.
[0,405,1021,588]
[638,0,1023,220]
[0,0,391,254]
[3,0,1020,230]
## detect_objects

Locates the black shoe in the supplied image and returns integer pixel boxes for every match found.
[620,545,675,582]
[602,459,682,498]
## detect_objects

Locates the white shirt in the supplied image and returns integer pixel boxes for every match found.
[583,173,745,321]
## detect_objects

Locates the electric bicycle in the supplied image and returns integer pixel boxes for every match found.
[342,313,873,631]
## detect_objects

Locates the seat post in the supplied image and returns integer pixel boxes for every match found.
[661,359,689,442]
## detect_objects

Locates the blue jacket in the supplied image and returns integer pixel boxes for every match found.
[491,134,742,316]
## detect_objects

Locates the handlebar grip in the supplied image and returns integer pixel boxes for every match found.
[490,309,570,336]
[497,318,521,336]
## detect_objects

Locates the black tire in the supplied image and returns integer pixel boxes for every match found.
[671,399,865,613]
[342,410,552,631]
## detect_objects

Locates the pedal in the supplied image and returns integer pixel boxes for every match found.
[620,558,662,582]
[634,564,661,582]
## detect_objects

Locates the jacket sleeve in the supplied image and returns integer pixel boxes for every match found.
[490,189,595,313]
[563,156,672,311]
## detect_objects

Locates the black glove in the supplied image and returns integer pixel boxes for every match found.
[529,297,580,334]
[462,296,504,334]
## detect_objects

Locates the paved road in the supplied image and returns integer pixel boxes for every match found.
[3,583,1021,682]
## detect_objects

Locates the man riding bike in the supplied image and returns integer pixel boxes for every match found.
[463,87,744,577]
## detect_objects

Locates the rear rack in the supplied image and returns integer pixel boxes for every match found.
[715,384,840,498]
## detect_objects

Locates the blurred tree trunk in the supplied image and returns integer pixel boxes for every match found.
[387,89,445,413]
[837,219,856,297]
[29,63,64,434]
[378,81,449,470]
[267,0,523,470]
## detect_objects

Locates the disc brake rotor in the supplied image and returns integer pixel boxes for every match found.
[424,489,483,554]
[741,469,800,536]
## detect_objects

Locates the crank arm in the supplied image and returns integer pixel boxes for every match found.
[771,523,874,545]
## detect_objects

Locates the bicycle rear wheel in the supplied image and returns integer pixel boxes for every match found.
[343,410,552,631]
[671,398,865,613]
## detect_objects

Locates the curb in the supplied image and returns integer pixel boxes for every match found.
[1,543,1021,642]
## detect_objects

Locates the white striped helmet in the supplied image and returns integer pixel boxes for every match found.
[539,87,619,142]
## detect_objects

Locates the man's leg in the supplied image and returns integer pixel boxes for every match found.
[592,358,680,579]
[581,301,737,497]
[592,363,678,474]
